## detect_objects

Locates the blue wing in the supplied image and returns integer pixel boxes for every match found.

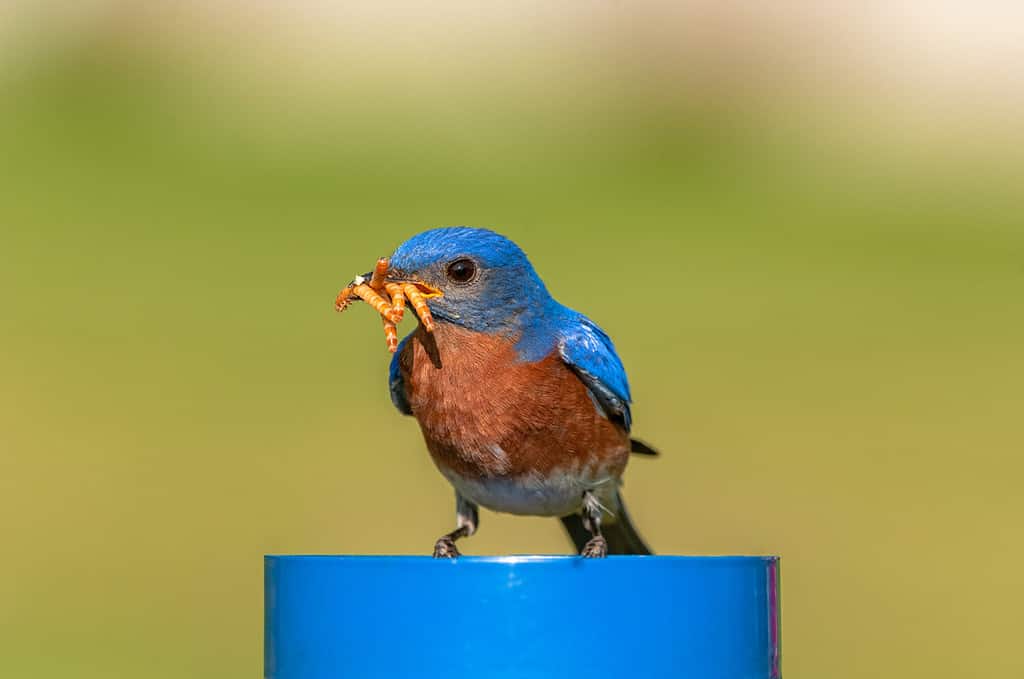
[557,313,633,431]
[388,335,413,415]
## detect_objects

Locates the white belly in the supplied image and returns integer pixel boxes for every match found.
[441,467,620,517]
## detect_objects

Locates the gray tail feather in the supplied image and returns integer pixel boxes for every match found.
[560,492,653,555]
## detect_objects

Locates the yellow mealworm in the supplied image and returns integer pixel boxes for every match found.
[353,284,402,323]
[369,257,388,291]
[384,282,406,322]
[335,285,356,312]
[403,283,436,332]
[382,316,399,352]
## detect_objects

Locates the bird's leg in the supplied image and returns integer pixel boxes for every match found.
[579,490,608,558]
[433,492,479,558]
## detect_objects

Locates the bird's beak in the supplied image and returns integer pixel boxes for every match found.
[411,281,444,298]
[383,272,443,299]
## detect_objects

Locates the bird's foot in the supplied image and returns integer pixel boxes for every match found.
[581,535,608,558]
[433,536,462,558]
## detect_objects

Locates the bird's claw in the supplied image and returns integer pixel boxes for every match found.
[581,535,608,558]
[433,536,461,558]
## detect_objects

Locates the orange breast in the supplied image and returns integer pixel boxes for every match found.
[398,324,631,483]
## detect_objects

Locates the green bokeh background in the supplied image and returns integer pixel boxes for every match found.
[2,26,1022,679]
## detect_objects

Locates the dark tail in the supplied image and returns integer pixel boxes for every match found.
[560,491,653,555]
[630,438,659,456]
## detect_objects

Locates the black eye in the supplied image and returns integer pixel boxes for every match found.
[445,257,477,283]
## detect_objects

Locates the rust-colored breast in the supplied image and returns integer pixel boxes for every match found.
[398,324,631,482]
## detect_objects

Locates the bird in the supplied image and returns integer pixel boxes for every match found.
[382,226,656,557]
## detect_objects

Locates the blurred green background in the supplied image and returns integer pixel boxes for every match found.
[1,3,1022,678]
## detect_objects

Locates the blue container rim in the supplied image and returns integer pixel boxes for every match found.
[266,553,782,678]
[266,554,779,563]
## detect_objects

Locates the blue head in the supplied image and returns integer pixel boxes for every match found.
[387,227,557,339]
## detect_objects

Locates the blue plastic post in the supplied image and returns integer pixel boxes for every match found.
[265,555,780,679]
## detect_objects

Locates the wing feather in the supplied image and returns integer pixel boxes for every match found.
[557,314,633,431]
[388,335,413,415]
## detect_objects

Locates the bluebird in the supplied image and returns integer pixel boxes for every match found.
[382,226,656,557]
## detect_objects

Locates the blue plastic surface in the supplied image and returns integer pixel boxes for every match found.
[265,555,781,679]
